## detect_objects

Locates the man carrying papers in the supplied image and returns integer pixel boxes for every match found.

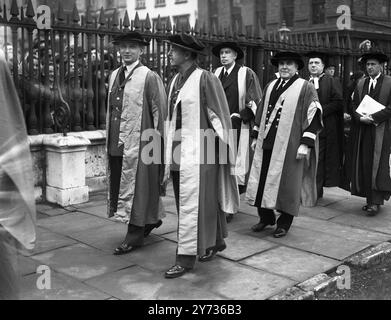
[350,50,391,216]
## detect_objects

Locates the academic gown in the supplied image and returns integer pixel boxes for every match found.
[106,64,167,226]
[214,64,262,188]
[165,67,239,257]
[246,77,323,217]
[313,74,344,188]
[350,74,391,203]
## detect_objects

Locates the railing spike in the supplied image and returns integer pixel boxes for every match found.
[134,11,141,30]
[123,10,130,30]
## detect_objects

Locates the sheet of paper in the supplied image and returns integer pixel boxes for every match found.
[356,95,386,116]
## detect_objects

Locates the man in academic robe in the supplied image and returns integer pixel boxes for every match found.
[306,51,344,198]
[163,34,239,278]
[0,53,36,299]
[212,42,262,223]
[350,51,391,216]
[106,32,168,255]
[246,51,323,238]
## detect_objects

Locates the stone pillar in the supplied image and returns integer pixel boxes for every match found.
[43,134,91,206]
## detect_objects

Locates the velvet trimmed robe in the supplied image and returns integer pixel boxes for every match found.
[350,74,391,203]
[246,78,323,217]
[106,64,167,226]
[165,67,239,256]
[214,64,262,188]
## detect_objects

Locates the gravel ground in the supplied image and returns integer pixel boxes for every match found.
[318,260,391,300]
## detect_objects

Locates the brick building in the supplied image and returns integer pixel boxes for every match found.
[127,0,199,30]
[199,0,391,37]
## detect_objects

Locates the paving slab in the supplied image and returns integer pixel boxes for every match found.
[20,271,110,300]
[71,195,106,210]
[179,258,295,300]
[238,202,258,216]
[160,231,177,242]
[42,206,77,217]
[263,226,370,260]
[86,266,225,300]
[36,203,56,213]
[69,222,164,253]
[30,243,134,281]
[36,212,50,220]
[316,195,349,207]
[118,240,178,273]
[77,204,108,219]
[21,227,77,257]
[299,205,346,220]
[162,198,178,214]
[226,213,259,232]
[217,231,277,261]
[152,212,178,236]
[17,255,40,276]
[326,197,391,217]
[294,216,391,244]
[37,212,112,237]
[330,213,391,235]
[240,246,339,282]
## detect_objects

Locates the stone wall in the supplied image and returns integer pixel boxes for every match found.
[29,130,107,203]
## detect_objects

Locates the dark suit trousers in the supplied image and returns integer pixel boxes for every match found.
[316,136,327,198]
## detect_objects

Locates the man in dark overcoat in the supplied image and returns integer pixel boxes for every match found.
[350,50,391,216]
[306,51,344,198]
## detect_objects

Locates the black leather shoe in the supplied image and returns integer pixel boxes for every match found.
[251,221,275,232]
[164,265,191,279]
[226,214,234,223]
[199,243,227,262]
[113,243,138,256]
[144,220,163,237]
[273,227,288,238]
[366,205,380,217]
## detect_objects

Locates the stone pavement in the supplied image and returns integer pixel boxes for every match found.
[18,184,391,300]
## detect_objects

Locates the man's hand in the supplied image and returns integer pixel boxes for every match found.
[296,144,310,162]
[360,113,374,125]
[251,139,257,151]
[344,113,351,121]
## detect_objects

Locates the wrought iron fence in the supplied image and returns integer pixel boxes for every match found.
[1,0,391,135]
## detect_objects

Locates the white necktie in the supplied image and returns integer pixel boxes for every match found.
[278,80,286,91]
[369,78,377,93]
[310,76,320,90]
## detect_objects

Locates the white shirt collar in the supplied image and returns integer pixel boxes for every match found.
[370,73,381,83]
[224,63,236,75]
[123,60,140,74]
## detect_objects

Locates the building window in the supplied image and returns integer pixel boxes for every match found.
[312,0,326,24]
[232,13,242,28]
[231,0,242,28]
[135,0,146,9]
[209,0,218,30]
[256,0,267,29]
[173,14,190,28]
[367,0,389,19]
[155,0,166,7]
[175,0,188,3]
[153,16,170,30]
[281,0,294,27]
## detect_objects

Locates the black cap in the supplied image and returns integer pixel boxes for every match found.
[165,34,206,55]
[112,31,150,46]
[305,51,330,66]
[271,51,304,70]
[212,41,244,60]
